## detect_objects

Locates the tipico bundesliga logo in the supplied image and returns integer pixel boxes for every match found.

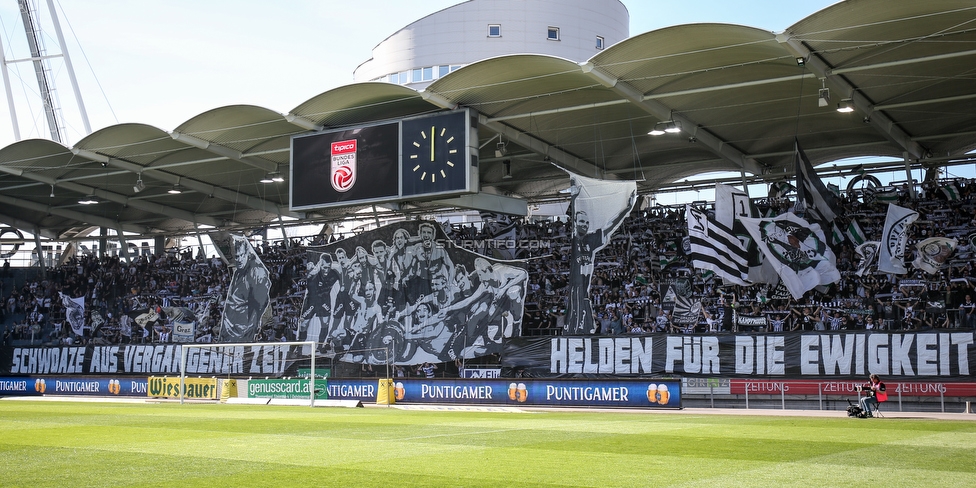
[330,139,357,192]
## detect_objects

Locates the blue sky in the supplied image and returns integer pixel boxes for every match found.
[0,0,839,147]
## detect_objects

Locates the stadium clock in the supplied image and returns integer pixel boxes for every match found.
[400,111,469,197]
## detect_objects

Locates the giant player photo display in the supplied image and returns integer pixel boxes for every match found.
[298,221,529,365]
[565,173,637,335]
[219,236,272,343]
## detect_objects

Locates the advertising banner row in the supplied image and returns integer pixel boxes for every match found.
[4,375,974,406]
[0,376,679,408]
[503,330,976,379]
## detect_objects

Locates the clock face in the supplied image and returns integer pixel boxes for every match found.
[401,111,468,197]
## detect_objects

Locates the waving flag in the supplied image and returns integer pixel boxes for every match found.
[715,183,778,284]
[854,241,880,277]
[768,181,794,199]
[59,293,86,336]
[878,204,919,275]
[686,206,749,286]
[940,183,961,201]
[794,139,841,223]
[739,213,840,299]
[912,237,957,274]
[478,211,519,260]
[845,220,867,246]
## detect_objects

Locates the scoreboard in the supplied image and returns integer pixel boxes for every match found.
[290,109,478,211]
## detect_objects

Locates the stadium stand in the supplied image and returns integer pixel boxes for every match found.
[3,177,975,361]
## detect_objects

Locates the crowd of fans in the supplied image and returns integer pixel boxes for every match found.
[3,177,976,349]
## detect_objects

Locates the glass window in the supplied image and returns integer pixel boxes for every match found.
[389,72,399,84]
[547,27,559,41]
[399,71,408,85]
[439,65,450,77]
[422,66,433,81]
[488,24,501,37]
[412,68,422,83]
[450,65,461,72]
[596,36,605,50]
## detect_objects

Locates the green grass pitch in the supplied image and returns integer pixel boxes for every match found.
[1,401,974,487]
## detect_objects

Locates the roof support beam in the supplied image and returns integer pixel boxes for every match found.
[419,89,608,178]
[479,115,607,179]
[62,180,227,229]
[776,34,928,160]
[485,99,630,123]
[0,212,59,239]
[827,48,976,76]
[642,73,816,100]
[873,93,976,112]
[284,113,324,132]
[431,192,528,216]
[0,193,147,234]
[1,150,226,228]
[70,148,296,219]
[579,62,764,176]
[169,132,278,172]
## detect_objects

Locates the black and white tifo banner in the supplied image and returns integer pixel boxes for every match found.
[565,173,636,335]
[219,236,271,343]
[501,331,976,379]
[299,220,528,365]
[2,344,294,376]
[4,329,974,379]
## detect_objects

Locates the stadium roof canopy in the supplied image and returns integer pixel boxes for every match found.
[0,0,974,241]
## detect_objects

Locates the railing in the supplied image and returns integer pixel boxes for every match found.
[683,378,976,413]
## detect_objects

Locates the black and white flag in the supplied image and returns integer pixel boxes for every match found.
[686,205,750,286]
[60,293,85,336]
[298,221,529,364]
[878,203,919,275]
[854,241,880,277]
[912,237,957,275]
[740,213,840,299]
[715,183,778,284]
[793,139,844,251]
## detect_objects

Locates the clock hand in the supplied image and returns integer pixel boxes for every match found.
[430,126,435,162]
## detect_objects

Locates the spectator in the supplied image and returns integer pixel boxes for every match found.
[418,362,437,378]
[960,295,975,328]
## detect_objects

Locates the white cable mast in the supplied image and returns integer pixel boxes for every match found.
[0,0,91,143]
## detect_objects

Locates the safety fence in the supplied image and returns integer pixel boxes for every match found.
[682,378,976,413]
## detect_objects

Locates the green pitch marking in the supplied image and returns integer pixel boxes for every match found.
[0,401,974,487]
